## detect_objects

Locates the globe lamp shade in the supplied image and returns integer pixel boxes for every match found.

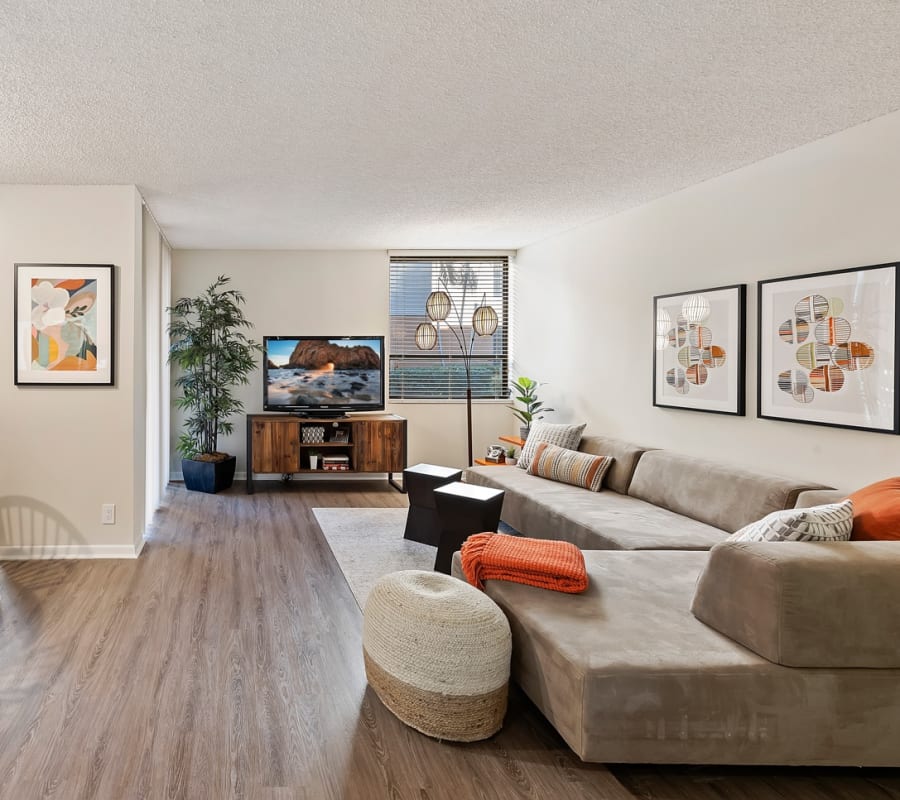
[425,290,451,321]
[682,294,710,324]
[415,322,438,350]
[472,304,498,336]
[655,307,671,336]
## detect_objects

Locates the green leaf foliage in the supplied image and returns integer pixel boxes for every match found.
[168,275,262,459]
[508,375,554,425]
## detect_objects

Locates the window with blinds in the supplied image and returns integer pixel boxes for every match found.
[389,256,510,400]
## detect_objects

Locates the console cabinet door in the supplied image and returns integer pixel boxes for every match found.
[354,419,406,472]
[251,419,300,474]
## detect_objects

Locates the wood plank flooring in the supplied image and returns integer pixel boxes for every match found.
[0,481,896,799]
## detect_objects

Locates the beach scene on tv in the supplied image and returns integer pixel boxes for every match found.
[265,338,383,407]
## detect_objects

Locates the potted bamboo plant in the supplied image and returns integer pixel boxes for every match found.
[509,376,554,440]
[168,275,261,493]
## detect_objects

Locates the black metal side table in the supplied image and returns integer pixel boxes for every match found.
[403,463,463,546]
[433,481,505,574]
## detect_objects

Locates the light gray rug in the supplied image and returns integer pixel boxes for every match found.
[312,507,435,609]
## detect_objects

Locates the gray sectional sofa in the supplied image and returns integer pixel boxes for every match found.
[456,434,900,766]
[465,433,830,549]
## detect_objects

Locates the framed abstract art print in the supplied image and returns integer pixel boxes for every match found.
[653,284,746,415]
[758,262,899,433]
[14,263,115,386]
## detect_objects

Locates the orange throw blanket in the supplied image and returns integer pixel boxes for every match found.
[460,533,589,594]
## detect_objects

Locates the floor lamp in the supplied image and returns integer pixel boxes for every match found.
[415,287,498,467]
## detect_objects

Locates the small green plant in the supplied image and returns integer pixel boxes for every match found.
[509,376,554,429]
[168,275,261,460]
[506,446,517,459]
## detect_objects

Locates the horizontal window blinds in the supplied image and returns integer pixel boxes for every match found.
[389,256,510,400]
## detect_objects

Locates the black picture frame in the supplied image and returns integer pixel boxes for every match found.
[758,262,899,434]
[14,263,116,386]
[653,283,746,416]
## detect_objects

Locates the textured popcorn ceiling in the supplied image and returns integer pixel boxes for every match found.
[3,1,900,249]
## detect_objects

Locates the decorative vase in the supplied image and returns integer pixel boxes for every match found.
[309,455,319,470]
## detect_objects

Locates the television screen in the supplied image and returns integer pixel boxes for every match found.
[263,336,385,414]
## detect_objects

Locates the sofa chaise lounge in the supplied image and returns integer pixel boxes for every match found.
[453,434,899,766]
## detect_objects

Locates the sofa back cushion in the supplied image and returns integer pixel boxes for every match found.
[627,450,830,532]
[576,434,654,495]
[691,540,900,668]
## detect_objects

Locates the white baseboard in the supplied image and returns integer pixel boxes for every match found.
[0,542,144,560]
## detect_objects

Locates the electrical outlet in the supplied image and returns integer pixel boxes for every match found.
[101,504,116,525]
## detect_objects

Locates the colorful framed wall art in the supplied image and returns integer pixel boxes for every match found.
[15,263,115,386]
[758,262,899,433]
[653,284,746,415]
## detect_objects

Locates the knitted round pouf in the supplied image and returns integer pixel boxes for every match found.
[363,570,512,742]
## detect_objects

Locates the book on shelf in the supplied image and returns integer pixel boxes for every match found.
[323,463,351,471]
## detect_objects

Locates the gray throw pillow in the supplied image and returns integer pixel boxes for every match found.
[518,421,587,471]
[728,500,854,543]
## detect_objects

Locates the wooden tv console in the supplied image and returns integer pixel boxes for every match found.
[246,413,407,494]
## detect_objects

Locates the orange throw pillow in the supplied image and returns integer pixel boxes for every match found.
[849,477,900,541]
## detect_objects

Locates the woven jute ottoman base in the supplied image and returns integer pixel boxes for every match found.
[363,570,512,742]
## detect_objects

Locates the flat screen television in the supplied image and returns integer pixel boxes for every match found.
[263,336,385,416]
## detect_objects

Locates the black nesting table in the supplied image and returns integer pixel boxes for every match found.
[433,481,505,574]
[403,463,463,546]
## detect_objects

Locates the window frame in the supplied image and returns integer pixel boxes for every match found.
[388,256,510,401]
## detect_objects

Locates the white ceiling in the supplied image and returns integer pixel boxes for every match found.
[3,1,900,250]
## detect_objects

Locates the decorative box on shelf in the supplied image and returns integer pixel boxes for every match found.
[301,425,326,444]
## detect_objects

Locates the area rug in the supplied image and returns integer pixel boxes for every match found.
[312,507,434,609]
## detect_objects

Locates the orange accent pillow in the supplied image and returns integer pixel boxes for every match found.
[849,477,900,541]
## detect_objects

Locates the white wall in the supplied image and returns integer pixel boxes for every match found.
[0,185,147,557]
[170,250,511,475]
[514,110,900,490]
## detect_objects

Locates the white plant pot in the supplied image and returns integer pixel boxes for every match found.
[506,458,517,467]
[309,455,319,470]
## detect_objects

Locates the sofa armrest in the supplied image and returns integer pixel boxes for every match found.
[691,540,900,667]
[794,488,848,508]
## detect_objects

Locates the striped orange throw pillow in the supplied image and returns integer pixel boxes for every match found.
[527,442,613,492]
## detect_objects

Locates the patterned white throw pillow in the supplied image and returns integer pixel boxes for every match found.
[728,500,854,543]
[518,422,587,471]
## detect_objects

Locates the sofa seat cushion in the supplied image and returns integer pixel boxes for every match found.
[691,540,900,668]
[628,450,831,532]
[465,466,729,550]
[479,549,900,765]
